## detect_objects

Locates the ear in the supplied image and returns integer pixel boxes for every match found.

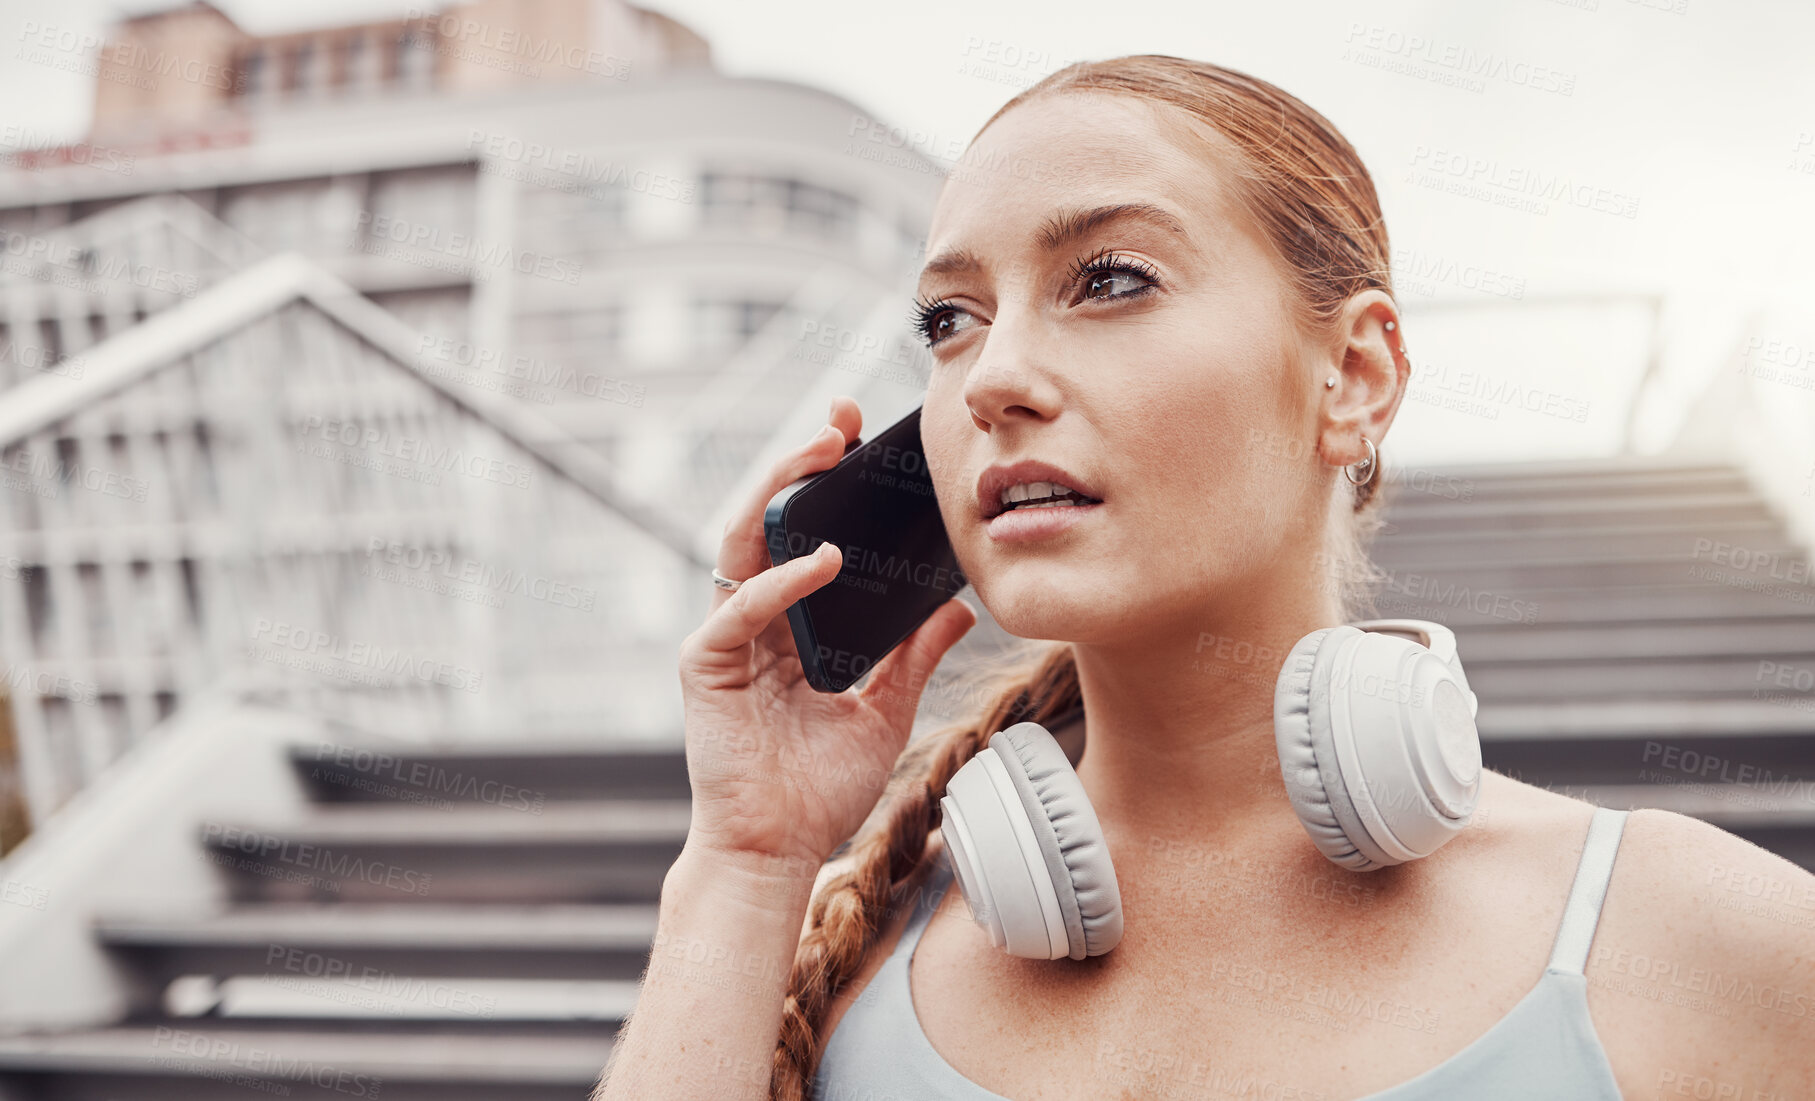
[1316,290,1408,470]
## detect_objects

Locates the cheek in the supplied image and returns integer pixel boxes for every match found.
[921,392,970,525]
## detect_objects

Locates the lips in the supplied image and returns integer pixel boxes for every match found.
[977,459,1103,520]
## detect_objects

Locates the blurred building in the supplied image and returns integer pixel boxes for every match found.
[0,0,945,830]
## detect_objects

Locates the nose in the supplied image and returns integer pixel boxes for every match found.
[961,313,1064,433]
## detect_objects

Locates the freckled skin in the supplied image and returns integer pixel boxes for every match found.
[810,90,1815,1101]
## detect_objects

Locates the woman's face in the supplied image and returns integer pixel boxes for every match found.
[919,91,1340,645]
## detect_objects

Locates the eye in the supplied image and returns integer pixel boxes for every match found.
[1069,249,1161,303]
[909,296,980,349]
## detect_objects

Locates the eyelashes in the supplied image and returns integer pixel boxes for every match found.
[909,247,1162,349]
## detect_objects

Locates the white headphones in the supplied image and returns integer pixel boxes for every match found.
[936,619,1482,960]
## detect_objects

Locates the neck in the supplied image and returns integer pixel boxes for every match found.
[1068,574,1341,858]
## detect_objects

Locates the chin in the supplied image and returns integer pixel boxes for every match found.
[971,570,1130,645]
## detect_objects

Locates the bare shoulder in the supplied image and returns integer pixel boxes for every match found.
[1455,774,1814,1093]
[1585,803,1815,1097]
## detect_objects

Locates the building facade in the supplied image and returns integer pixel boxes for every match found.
[0,0,948,829]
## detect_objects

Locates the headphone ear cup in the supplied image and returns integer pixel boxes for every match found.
[1276,625,1484,871]
[939,721,1122,960]
[1274,625,1383,870]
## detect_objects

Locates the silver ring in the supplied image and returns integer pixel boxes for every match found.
[712,568,744,593]
[1343,436,1377,487]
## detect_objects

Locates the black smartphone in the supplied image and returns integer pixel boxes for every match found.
[764,404,966,693]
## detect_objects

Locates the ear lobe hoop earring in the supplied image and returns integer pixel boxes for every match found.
[1343,436,1377,487]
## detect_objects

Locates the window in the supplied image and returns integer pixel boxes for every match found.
[237,49,267,98]
[395,30,436,91]
[286,43,313,97]
[691,296,785,352]
[698,172,859,242]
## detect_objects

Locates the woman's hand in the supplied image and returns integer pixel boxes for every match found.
[676,395,978,872]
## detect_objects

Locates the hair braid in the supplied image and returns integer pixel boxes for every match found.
[769,643,1081,1099]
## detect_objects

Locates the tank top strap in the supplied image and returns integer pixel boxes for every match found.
[1545,806,1630,975]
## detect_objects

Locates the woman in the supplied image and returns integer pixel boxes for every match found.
[598,56,1814,1100]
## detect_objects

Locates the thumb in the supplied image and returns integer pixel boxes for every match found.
[859,595,978,729]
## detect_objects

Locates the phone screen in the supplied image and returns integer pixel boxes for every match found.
[764,405,967,693]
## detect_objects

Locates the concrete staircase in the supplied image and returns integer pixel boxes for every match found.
[1370,457,1815,869]
[0,744,691,1100]
[0,455,1811,1098]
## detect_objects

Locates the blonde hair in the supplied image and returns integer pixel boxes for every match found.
[770,54,1394,1098]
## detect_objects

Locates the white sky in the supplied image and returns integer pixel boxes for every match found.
[3,0,1814,466]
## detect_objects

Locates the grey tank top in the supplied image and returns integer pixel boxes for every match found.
[815,805,1630,1101]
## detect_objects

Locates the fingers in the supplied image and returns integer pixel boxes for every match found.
[712,397,864,611]
[858,596,979,728]
[691,541,844,661]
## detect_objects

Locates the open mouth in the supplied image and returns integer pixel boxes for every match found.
[986,481,1104,520]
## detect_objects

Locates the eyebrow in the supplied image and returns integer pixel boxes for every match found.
[918,202,1189,284]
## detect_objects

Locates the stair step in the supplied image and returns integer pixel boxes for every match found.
[1367,583,1815,627]
[98,904,659,984]
[1561,784,1815,825]
[1363,551,1814,595]
[291,744,689,805]
[193,975,639,1022]
[1384,458,1747,493]
[1468,665,1814,701]
[1483,730,1815,789]
[201,803,689,904]
[1477,698,1815,740]
[0,1024,616,1100]
[1380,490,1771,526]
[1456,619,1815,662]
[1372,521,1792,565]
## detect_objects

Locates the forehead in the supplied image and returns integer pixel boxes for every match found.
[924,91,1250,257]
